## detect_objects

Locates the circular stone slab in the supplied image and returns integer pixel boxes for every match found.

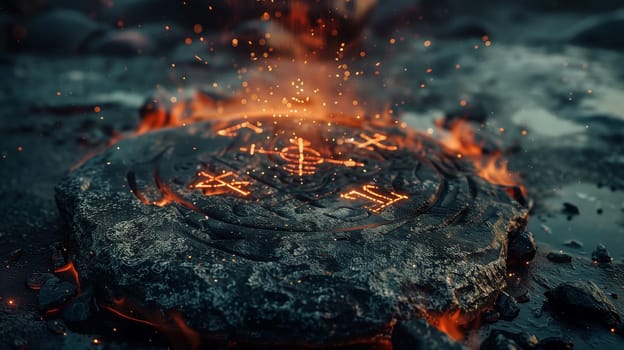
[56,117,527,344]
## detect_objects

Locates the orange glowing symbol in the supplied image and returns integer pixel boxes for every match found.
[347,133,398,151]
[217,121,263,137]
[188,171,251,196]
[340,185,408,213]
[240,137,364,176]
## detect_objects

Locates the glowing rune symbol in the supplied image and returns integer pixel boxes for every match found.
[217,121,263,137]
[347,133,398,151]
[240,137,364,176]
[340,185,408,213]
[188,171,251,196]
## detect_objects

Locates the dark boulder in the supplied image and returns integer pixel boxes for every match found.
[544,281,620,328]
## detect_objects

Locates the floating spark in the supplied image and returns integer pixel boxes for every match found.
[240,137,363,176]
[347,132,398,151]
[340,185,408,213]
[189,171,251,196]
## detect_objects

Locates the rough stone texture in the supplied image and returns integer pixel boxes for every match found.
[38,277,77,311]
[56,117,527,344]
[544,281,621,328]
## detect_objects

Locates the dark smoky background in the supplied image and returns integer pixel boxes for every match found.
[1,1,624,349]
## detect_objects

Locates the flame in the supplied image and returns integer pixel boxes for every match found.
[437,119,483,158]
[437,119,527,199]
[427,310,468,341]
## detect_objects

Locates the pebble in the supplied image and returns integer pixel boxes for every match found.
[12,337,28,350]
[507,231,537,268]
[495,292,520,321]
[561,202,581,215]
[7,248,24,262]
[480,329,539,350]
[38,276,77,311]
[544,280,620,327]
[563,240,583,249]
[591,244,613,263]
[47,319,67,335]
[62,287,93,323]
[546,252,573,263]
[481,309,500,323]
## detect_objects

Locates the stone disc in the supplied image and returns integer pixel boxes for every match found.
[56,117,527,344]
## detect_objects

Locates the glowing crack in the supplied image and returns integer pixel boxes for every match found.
[340,185,408,213]
[188,171,251,196]
[347,133,398,151]
[240,137,364,176]
[217,121,263,137]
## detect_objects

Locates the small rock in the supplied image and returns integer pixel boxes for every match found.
[26,272,55,290]
[495,292,520,321]
[508,231,537,268]
[547,252,572,263]
[12,337,28,350]
[544,280,620,327]
[47,319,67,335]
[611,293,619,300]
[563,240,583,249]
[8,248,24,262]
[392,318,464,350]
[481,309,500,323]
[62,287,94,323]
[535,337,574,350]
[39,276,77,311]
[562,202,579,216]
[591,244,613,263]
[516,292,530,304]
[480,330,539,350]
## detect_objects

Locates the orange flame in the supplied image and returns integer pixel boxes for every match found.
[437,119,526,199]
[428,310,467,341]
[438,119,484,158]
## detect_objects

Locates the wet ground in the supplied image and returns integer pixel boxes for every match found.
[1,1,624,349]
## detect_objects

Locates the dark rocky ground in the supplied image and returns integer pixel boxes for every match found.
[1,0,624,349]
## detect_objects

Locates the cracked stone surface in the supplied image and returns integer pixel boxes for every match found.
[56,117,527,344]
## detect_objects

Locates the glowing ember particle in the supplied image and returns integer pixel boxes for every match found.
[7,298,15,306]
[424,40,431,47]
[459,99,468,107]
[94,106,101,113]
[17,146,23,152]
[521,129,528,136]
[389,38,396,44]
[164,25,170,31]
[92,338,101,345]
[184,37,192,45]
[193,23,202,34]
[231,38,239,47]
